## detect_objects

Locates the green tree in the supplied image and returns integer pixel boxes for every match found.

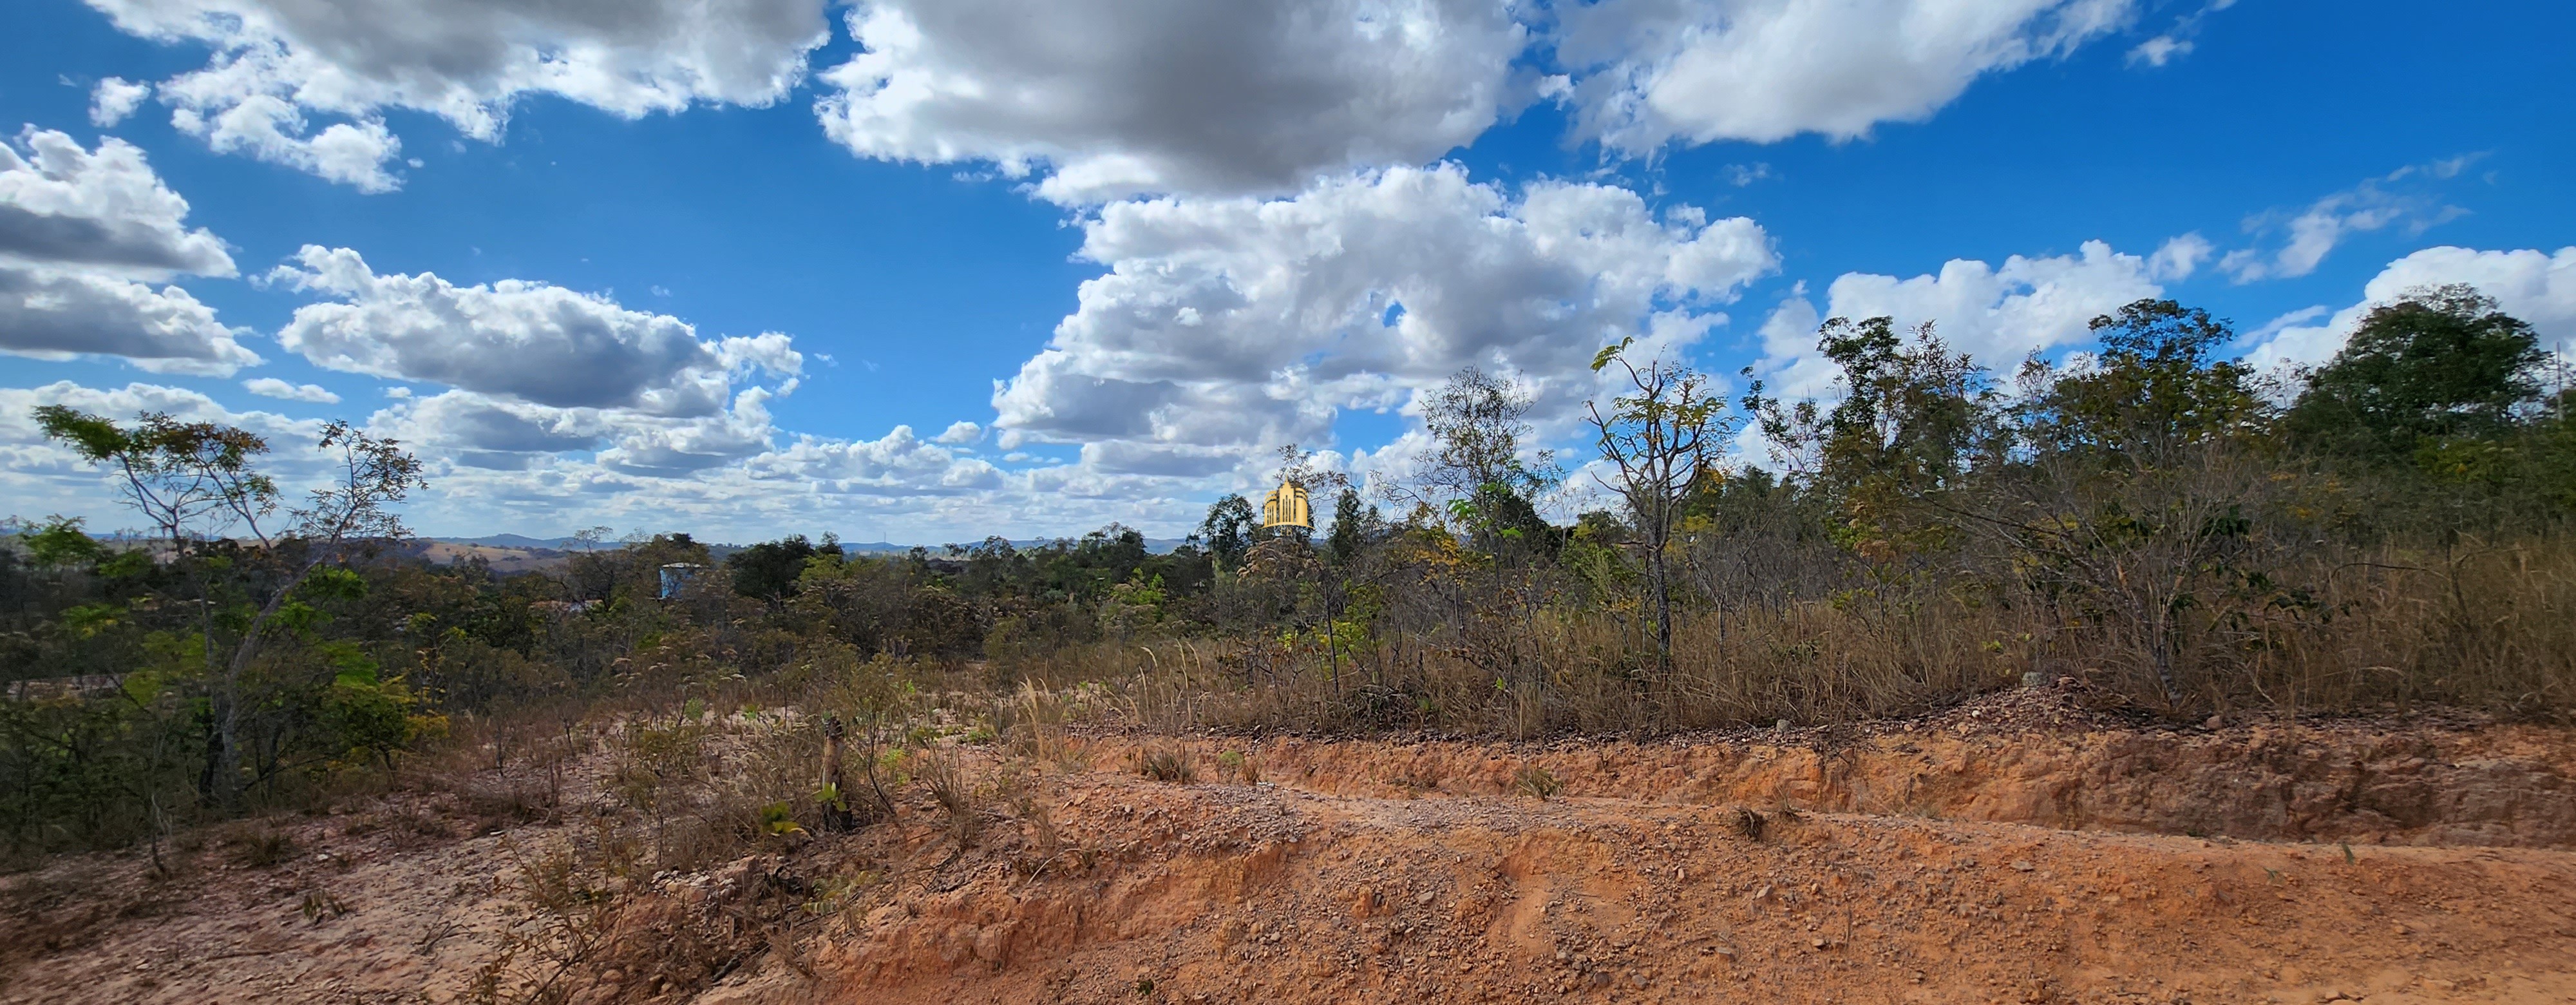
[1586,338,1739,671]
[22,516,107,571]
[1402,366,1561,552]
[1325,488,1385,566]
[2025,299,2264,467]
[1746,317,1994,556]
[1195,494,1268,572]
[1981,302,2284,711]
[729,533,834,600]
[2287,284,2547,461]
[37,409,426,807]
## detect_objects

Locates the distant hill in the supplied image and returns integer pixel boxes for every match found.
[433,534,592,550]
[917,537,1190,555]
[409,534,1194,565]
[401,539,569,574]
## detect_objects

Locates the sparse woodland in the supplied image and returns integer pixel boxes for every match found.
[3,287,2571,874]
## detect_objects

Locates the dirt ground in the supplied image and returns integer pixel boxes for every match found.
[6,687,2575,1005]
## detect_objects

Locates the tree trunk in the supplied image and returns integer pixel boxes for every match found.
[193,567,227,806]
[1655,566,1674,667]
[208,557,323,810]
[1325,613,1340,698]
[820,716,852,830]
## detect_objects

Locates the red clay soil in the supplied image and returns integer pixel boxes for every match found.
[6,691,2574,1005]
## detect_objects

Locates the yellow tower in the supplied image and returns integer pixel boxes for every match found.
[1260,479,1311,531]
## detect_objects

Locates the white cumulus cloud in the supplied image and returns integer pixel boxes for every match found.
[0,129,236,279]
[2126,0,2235,68]
[1752,238,2172,396]
[242,377,339,403]
[167,97,405,192]
[0,269,257,376]
[267,245,800,416]
[0,129,255,374]
[89,77,152,126]
[992,164,1777,480]
[2126,35,2189,66]
[0,380,327,521]
[1552,0,2137,154]
[84,0,831,188]
[814,0,1525,203]
[2244,245,2576,372]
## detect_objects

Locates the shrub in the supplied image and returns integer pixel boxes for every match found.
[1133,746,1197,784]
[1216,750,1260,785]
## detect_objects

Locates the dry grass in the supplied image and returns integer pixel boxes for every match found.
[223,825,301,868]
[915,748,980,850]
[1012,538,2576,737]
[1132,745,1197,784]
[457,691,854,1002]
[1728,807,1768,842]
[2255,541,2576,716]
[1511,765,1563,801]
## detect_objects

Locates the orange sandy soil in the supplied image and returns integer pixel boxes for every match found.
[6,690,2574,1005]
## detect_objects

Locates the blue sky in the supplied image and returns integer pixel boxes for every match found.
[4,0,2572,544]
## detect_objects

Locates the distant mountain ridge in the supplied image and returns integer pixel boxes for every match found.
[426,535,1189,555]
[433,533,581,551]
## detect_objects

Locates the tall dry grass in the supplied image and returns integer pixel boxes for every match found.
[1028,538,2576,737]
[2254,539,2576,716]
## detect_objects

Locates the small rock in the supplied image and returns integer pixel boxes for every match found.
[2011,860,2036,872]
[1810,937,1828,950]
[1415,890,1436,906]
[2204,714,2224,729]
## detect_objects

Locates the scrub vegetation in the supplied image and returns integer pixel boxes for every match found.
[4,287,2571,868]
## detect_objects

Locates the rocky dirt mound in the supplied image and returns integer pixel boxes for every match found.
[825,767,2576,1005]
[5,704,2573,1005]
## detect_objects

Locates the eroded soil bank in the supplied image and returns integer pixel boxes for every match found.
[6,693,2573,1005]
[1095,688,2576,850]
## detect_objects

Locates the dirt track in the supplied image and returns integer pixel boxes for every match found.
[6,694,2575,1004]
